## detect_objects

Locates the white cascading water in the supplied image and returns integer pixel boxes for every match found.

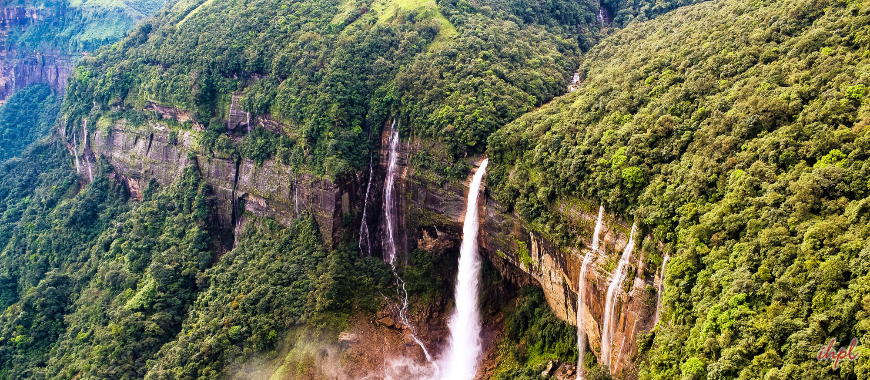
[359,154,374,257]
[441,159,488,380]
[82,122,93,182]
[577,205,605,380]
[600,223,637,372]
[381,118,437,373]
[72,132,81,175]
[614,335,627,366]
[383,119,400,266]
[653,254,670,326]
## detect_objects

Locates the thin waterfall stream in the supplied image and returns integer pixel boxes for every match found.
[381,118,437,373]
[72,132,81,175]
[600,223,637,372]
[359,154,374,257]
[440,159,488,380]
[82,122,93,182]
[383,119,399,266]
[577,205,605,380]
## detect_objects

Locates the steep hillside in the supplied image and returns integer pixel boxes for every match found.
[63,0,599,177]
[64,0,707,177]
[0,0,169,103]
[0,84,60,160]
[488,0,870,378]
[21,0,870,379]
[0,0,724,378]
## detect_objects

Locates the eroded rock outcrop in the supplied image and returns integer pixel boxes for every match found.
[85,116,657,377]
[0,6,73,102]
[88,121,359,248]
[392,133,659,377]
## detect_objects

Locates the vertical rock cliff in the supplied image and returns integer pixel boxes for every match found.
[0,6,72,102]
[85,115,659,377]
[0,1,167,102]
[390,131,661,377]
[88,120,359,250]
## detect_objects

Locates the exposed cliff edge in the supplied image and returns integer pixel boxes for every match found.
[0,48,74,103]
[394,132,660,377]
[0,6,72,102]
[87,121,359,249]
[85,117,659,377]
[0,2,166,102]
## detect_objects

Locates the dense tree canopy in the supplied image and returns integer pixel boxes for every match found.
[13,0,870,378]
[62,0,698,177]
[487,0,870,378]
[0,85,60,161]
[4,0,169,53]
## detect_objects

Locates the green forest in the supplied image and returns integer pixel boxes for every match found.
[4,0,170,53]
[62,0,706,176]
[488,0,870,378]
[0,0,868,379]
[0,85,60,161]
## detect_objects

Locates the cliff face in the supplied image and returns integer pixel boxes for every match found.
[85,117,658,377]
[0,48,74,102]
[391,129,659,377]
[87,121,359,249]
[0,6,74,102]
[0,1,169,103]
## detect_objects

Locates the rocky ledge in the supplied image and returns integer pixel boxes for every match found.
[83,117,660,377]
[86,121,359,249]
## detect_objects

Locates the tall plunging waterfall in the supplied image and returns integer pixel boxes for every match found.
[359,155,374,257]
[577,205,605,380]
[441,159,488,380]
[600,223,637,372]
[381,119,437,372]
[653,254,670,326]
[384,119,400,266]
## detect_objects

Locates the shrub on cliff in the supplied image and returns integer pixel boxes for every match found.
[487,0,870,378]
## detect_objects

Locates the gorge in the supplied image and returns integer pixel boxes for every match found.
[0,1,167,103]
[2,0,869,379]
[85,112,660,378]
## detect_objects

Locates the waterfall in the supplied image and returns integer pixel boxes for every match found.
[441,159,488,380]
[72,132,81,175]
[82,122,93,182]
[600,223,637,372]
[577,205,605,380]
[85,156,94,182]
[384,119,400,266]
[359,154,374,257]
[381,118,437,373]
[596,1,609,24]
[653,254,670,326]
[614,335,627,367]
[228,96,234,132]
